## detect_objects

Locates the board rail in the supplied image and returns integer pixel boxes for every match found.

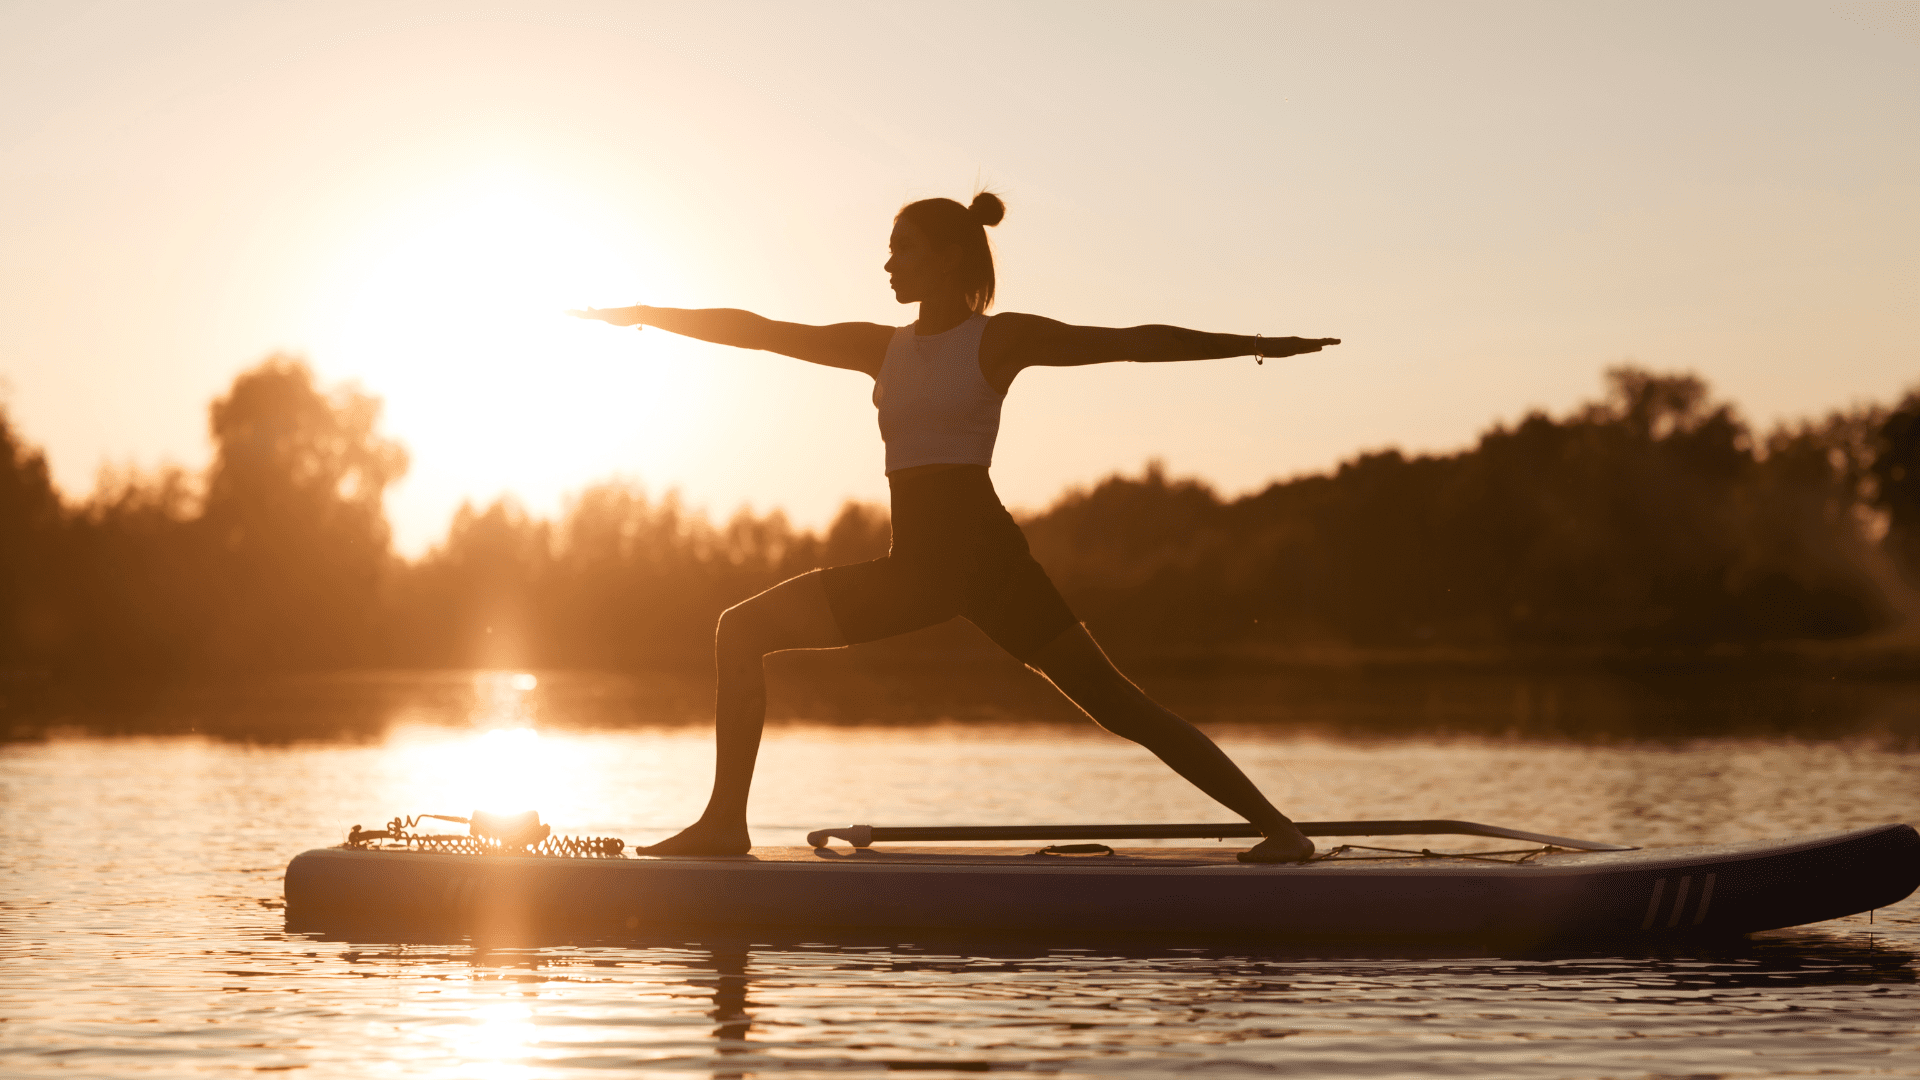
[805,820,1638,852]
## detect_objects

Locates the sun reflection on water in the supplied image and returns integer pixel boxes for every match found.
[471,669,541,728]
[456,1000,539,1080]
[365,674,703,845]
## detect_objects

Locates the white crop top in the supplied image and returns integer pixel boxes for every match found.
[872,314,1005,473]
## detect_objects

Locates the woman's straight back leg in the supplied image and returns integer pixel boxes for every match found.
[1026,624,1315,862]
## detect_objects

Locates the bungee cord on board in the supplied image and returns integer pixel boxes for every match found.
[344,811,626,858]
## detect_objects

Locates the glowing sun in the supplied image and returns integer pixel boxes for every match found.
[312,168,707,553]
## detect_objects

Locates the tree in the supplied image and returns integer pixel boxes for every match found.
[390,496,551,668]
[1872,390,1920,585]
[199,356,407,670]
[0,408,67,668]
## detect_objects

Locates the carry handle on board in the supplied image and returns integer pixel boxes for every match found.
[804,820,1637,852]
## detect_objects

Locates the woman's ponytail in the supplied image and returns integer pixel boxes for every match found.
[966,191,1006,228]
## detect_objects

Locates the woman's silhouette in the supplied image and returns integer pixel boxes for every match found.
[574,192,1338,862]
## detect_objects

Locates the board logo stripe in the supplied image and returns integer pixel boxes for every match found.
[1641,877,1667,930]
[1691,873,1717,926]
[1666,876,1693,928]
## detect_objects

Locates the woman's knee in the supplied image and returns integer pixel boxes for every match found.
[1035,629,1181,736]
[715,573,845,664]
[1035,642,1136,715]
[714,602,771,665]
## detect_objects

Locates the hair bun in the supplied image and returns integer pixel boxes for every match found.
[967,191,1006,227]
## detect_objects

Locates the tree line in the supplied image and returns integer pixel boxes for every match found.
[2,356,1916,682]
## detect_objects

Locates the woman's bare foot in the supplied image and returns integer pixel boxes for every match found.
[1236,823,1315,864]
[636,820,752,857]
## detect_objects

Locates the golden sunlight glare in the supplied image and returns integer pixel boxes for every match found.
[329,168,641,357]
[384,671,572,816]
[310,167,711,549]
[390,725,562,820]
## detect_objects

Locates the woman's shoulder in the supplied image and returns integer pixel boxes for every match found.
[981,312,1061,353]
[985,311,1061,331]
[981,311,1048,338]
[977,313,1057,392]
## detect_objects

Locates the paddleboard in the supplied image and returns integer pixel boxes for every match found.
[284,822,1920,942]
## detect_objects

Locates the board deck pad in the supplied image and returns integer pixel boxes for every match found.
[710,843,1576,867]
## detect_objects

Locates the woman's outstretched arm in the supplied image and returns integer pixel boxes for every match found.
[571,305,892,377]
[983,313,1338,391]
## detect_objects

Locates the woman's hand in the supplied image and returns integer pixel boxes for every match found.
[567,305,649,328]
[1258,336,1341,358]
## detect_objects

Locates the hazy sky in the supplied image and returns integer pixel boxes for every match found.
[3,2,1915,555]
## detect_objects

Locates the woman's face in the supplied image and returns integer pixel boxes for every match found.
[884,219,956,305]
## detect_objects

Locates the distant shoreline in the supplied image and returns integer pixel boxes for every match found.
[7,635,1919,746]
[6,628,1920,694]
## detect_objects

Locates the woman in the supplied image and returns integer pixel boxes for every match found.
[573,192,1339,862]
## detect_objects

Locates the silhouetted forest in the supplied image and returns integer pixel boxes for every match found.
[3,356,1918,684]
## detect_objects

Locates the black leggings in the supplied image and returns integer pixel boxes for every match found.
[820,468,1078,664]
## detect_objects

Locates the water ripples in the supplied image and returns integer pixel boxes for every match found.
[3,722,1917,1077]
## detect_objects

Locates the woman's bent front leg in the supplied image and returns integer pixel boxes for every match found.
[638,571,847,856]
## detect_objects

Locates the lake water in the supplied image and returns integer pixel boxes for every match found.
[3,669,1918,1078]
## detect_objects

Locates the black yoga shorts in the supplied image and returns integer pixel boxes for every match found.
[821,467,1079,665]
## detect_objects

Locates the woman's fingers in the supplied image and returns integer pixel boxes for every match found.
[1268,337,1335,356]
[567,306,646,327]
